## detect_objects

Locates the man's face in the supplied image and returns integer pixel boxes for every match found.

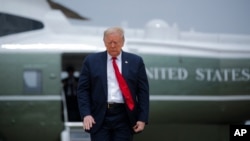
[104,33,124,57]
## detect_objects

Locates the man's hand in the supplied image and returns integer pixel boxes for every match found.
[133,121,145,133]
[83,115,96,130]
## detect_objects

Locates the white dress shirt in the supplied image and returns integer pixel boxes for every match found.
[107,53,124,103]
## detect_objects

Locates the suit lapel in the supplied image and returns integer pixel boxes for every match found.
[121,51,129,78]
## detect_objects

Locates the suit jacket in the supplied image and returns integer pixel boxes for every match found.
[77,50,149,133]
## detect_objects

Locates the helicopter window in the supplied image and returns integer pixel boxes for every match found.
[23,69,42,94]
[0,12,44,37]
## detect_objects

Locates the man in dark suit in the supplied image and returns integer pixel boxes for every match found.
[62,66,81,121]
[77,27,149,141]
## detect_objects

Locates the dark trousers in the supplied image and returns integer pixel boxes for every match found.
[91,104,133,141]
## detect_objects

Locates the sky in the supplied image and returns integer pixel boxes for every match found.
[54,0,250,35]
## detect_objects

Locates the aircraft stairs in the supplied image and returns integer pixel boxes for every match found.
[61,122,90,141]
[61,92,90,141]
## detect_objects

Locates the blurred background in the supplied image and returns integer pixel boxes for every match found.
[55,0,250,35]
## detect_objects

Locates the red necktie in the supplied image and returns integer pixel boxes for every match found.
[112,57,134,111]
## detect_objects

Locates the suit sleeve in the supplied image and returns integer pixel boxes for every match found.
[137,57,149,123]
[77,57,91,119]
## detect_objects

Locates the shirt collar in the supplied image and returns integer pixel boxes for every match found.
[107,52,122,61]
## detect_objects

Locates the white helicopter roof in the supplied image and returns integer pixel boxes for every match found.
[0,0,250,56]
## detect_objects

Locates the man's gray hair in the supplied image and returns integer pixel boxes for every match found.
[103,27,125,40]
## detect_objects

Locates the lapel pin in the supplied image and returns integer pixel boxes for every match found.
[125,61,128,64]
